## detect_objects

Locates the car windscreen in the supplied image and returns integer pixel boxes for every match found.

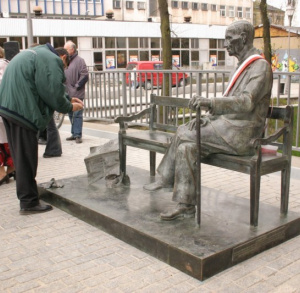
[126,64,137,70]
[154,64,163,70]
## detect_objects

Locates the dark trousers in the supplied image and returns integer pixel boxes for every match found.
[44,116,62,156]
[3,118,39,208]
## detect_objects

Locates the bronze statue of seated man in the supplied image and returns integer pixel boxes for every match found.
[144,20,273,221]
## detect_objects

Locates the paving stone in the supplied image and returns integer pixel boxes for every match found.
[14,269,48,283]
[267,256,295,271]
[242,281,276,293]
[9,280,41,293]
[35,281,68,293]
[265,271,292,287]
[280,259,300,276]
[271,283,298,293]
[1,126,300,292]
[0,278,20,291]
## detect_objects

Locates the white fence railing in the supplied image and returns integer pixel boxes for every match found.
[83,69,300,152]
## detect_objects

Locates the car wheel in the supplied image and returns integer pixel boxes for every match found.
[179,79,185,87]
[145,81,152,90]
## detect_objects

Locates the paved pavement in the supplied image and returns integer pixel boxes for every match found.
[1,121,300,293]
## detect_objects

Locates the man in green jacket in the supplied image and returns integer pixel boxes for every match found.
[0,43,83,214]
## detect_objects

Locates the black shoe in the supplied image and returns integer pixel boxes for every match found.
[20,203,53,215]
[160,203,195,221]
[43,154,61,158]
[66,136,76,141]
[0,175,9,186]
[8,171,16,180]
[75,137,82,144]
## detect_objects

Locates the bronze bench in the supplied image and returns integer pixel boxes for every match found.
[115,94,294,226]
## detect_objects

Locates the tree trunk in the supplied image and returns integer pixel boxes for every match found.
[158,0,172,96]
[259,0,272,64]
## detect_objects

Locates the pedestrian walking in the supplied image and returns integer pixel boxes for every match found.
[64,40,89,144]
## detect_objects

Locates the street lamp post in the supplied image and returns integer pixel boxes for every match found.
[26,0,33,48]
[286,2,295,97]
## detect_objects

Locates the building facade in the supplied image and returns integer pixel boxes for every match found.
[0,0,254,70]
[253,2,285,27]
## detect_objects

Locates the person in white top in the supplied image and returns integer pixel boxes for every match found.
[0,46,15,185]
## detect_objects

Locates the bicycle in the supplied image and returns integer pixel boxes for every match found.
[53,111,65,129]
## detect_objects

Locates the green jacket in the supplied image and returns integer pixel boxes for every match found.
[0,44,73,131]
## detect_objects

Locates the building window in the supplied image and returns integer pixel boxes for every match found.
[172,38,180,48]
[201,3,208,11]
[113,0,121,9]
[117,51,127,68]
[217,51,225,66]
[237,7,243,18]
[181,50,189,66]
[38,37,51,45]
[151,38,160,49]
[181,38,189,49]
[94,52,103,71]
[209,38,226,66]
[137,2,146,10]
[151,51,160,61]
[218,39,224,48]
[140,38,149,48]
[181,1,188,9]
[211,4,217,11]
[129,37,138,48]
[191,51,199,61]
[0,38,7,48]
[53,37,65,48]
[228,6,234,17]
[105,37,115,49]
[192,2,198,10]
[220,5,226,17]
[93,37,103,48]
[246,7,251,18]
[171,1,178,8]
[126,1,134,9]
[116,37,126,48]
[140,51,149,60]
[191,38,199,49]
[209,39,217,49]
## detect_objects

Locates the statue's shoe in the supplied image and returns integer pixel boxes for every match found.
[143,180,172,191]
[160,203,195,221]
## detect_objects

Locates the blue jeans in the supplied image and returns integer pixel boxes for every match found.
[68,108,83,138]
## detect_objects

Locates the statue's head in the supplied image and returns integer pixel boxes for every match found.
[224,20,254,58]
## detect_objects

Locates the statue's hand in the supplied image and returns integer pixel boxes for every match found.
[189,95,212,110]
[188,95,201,110]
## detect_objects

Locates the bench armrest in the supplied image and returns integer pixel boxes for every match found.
[250,125,288,149]
[114,108,152,132]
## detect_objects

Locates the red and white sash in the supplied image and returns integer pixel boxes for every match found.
[223,54,264,97]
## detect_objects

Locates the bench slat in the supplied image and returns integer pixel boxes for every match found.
[122,131,173,153]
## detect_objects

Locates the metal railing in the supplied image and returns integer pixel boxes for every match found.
[83,69,300,152]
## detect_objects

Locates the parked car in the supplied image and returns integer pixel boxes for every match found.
[126,61,188,89]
